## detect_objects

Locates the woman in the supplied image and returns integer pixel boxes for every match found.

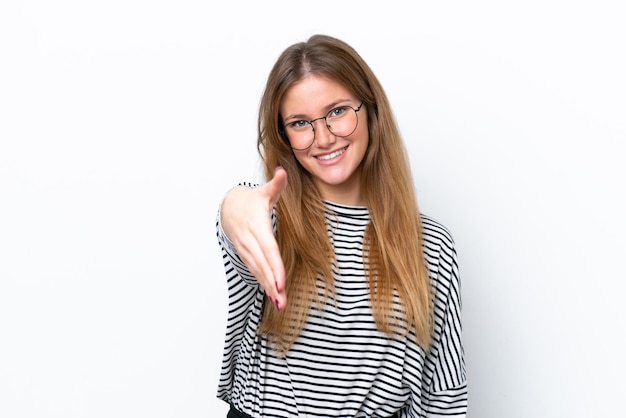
[216,34,467,417]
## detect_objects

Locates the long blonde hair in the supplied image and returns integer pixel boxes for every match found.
[257,34,432,354]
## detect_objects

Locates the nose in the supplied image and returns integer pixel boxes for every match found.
[312,118,335,148]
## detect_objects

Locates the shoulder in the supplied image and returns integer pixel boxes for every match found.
[420,213,455,252]
[238,181,260,188]
[419,213,459,295]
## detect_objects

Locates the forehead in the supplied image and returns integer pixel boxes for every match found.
[280,75,353,115]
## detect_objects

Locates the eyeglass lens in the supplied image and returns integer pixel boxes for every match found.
[283,104,360,150]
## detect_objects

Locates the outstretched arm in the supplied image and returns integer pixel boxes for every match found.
[220,167,288,310]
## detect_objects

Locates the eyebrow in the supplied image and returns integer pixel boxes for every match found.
[282,99,355,122]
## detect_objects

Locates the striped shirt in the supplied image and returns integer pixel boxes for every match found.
[216,200,467,417]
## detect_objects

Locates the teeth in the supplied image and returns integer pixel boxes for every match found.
[317,147,346,161]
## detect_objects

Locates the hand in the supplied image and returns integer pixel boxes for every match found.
[220,167,288,310]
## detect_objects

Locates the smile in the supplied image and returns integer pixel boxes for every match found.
[316,146,347,161]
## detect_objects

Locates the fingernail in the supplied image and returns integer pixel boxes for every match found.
[274,300,280,310]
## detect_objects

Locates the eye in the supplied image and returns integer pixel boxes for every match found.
[287,120,310,130]
[328,106,348,119]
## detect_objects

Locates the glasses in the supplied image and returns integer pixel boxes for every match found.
[281,101,364,151]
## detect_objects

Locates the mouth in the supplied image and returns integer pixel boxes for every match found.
[315,146,348,161]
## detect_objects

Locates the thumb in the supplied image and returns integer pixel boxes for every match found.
[267,166,288,206]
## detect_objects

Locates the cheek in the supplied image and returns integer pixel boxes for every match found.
[292,151,309,169]
[356,119,370,145]
[357,128,370,150]
[357,131,371,162]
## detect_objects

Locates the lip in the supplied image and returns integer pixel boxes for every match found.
[313,145,349,164]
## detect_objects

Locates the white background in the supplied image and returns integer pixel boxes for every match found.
[1,1,624,417]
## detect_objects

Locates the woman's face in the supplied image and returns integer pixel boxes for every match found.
[280,75,369,206]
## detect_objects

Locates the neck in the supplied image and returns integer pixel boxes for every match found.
[315,178,364,206]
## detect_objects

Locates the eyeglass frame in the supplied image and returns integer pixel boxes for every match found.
[280,101,364,151]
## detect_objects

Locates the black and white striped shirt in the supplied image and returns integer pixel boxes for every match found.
[216,200,467,417]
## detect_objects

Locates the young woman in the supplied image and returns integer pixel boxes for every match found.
[216,34,467,418]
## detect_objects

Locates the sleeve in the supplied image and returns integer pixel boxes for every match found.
[215,185,267,401]
[423,234,468,417]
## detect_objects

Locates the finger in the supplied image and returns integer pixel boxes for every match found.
[237,229,284,303]
[265,166,288,206]
[252,225,286,309]
[267,167,287,308]
[235,213,286,308]
[265,240,286,309]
